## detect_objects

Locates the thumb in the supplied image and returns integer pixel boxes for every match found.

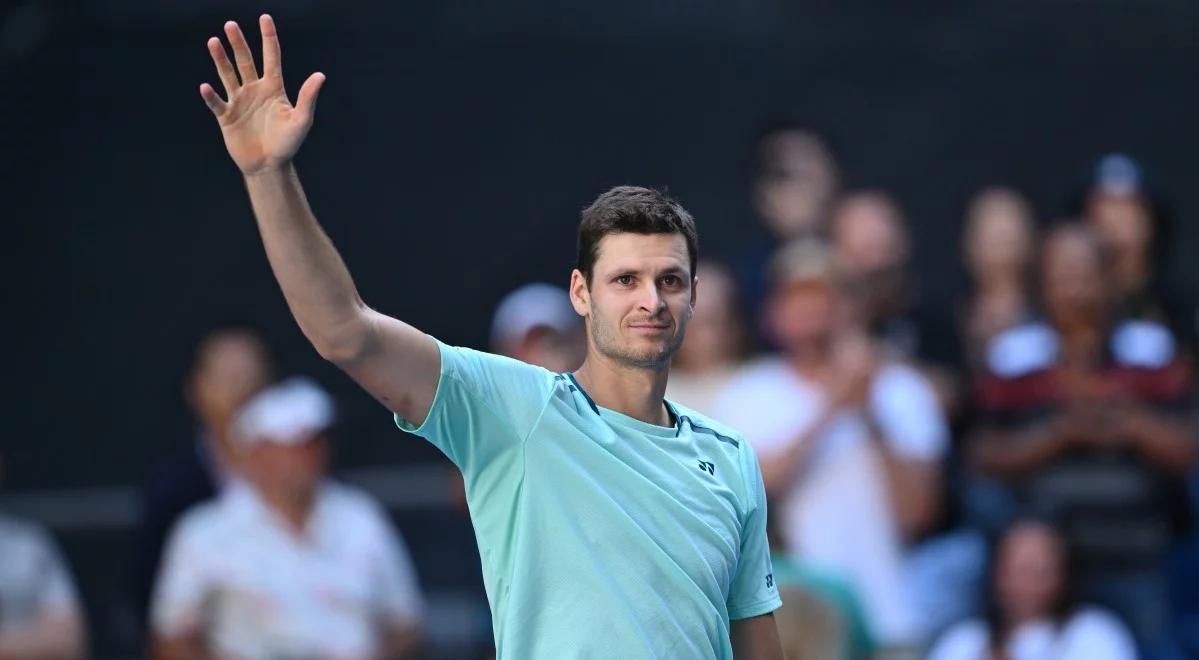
[295,72,326,120]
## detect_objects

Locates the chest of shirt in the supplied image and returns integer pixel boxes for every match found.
[513,396,746,589]
[201,518,381,619]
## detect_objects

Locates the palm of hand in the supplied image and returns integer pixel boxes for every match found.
[199,16,325,174]
[219,78,304,172]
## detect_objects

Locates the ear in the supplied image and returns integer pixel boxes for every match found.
[569,269,590,317]
[690,275,699,309]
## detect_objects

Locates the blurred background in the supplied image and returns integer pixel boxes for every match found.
[5,1,1199,658]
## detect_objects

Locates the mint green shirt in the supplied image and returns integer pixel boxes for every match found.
[396,341,781,659]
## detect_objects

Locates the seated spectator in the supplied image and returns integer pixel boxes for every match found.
[713,239,950,646]
[0,454,87,660]
[959,187,1037,371]
[666,261,750,416]
[489,282,584,373]
[927,518,1136,660]
[733,121,841,325]
[131,322,274,623]
[768,518,875,660]
[968,223,1196,648]
[1083,153,1193,347]
[829,191,958,370]
[151,379,424,659]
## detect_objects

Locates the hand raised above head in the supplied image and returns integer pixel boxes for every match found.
[199,15,326,174]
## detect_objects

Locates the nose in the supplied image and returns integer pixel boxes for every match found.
[638,283,666,315]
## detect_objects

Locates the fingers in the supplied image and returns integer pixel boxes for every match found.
[207,37,240,96]
[199,83,228,115]
[224,21,259,84]
[295,72,326,120]
[259,14,282,79]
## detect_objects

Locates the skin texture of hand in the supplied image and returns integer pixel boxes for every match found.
[199,15,326,174]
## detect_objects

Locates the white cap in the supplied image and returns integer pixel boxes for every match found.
[489,283,580,348]
[232,377,334,447]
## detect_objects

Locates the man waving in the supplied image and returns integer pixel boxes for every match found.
[196,16,782,659]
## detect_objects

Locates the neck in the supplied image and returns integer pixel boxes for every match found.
[786,342,831,376]
[572,353,672,427]
[260,488,316,536]
[975,272,1023,296]
[1113,255,1149,293]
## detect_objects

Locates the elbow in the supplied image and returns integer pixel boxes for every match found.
[309,311,375,365]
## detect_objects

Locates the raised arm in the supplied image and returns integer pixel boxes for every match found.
[200,16,439,424]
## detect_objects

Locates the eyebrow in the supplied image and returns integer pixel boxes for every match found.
[608,265,688,278]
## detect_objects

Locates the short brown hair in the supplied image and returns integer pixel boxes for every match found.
[576,186,698,284]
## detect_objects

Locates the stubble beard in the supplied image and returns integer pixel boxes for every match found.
[588,306,687,372]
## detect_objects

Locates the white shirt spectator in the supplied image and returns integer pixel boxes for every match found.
[0,514,81,631]
[712,357,949,645]
[926,608,1137,660]
[152,479,422,659]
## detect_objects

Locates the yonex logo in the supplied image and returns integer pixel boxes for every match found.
[765,573,774,588]
[698,460,715,475]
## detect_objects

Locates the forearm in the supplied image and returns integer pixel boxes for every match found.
[1126,415,1198,475]
[0,610,86,660]
[969,425,1066,477]
[243,163,370,361]
[874,448,941,539]
[760,407,836,496]
[150,634,212,660]
[374,619,423,660]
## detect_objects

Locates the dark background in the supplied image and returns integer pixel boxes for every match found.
[4,2,1199,655]
[8,1,1199,490]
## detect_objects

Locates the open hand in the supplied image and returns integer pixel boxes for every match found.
[199,15,325,174]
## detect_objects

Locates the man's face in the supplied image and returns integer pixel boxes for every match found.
[768,281,837,352]
[189,332,272,429]
[831,196,907,277]
[1041,231,1105,323]
[243,435,328,502]
[1087,194,1152,262]
[754,131,838,239]
[571,232,694,370]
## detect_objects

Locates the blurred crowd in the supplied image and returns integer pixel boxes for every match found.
[3,122,1199,660]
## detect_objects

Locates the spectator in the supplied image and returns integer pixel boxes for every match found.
[489,282,584,373]
[1083,153,1193,347]
[713,239,950,646]
[927,519,1136,660]
[666,261,749,416]
[151,378,424,659]
[829,191,961,406]
[960,187,1037,370]
[0,454,87,660]
[767,517,876,660]
[733,122,841,323]
[968,223,1196,649]
[130,322,274,623]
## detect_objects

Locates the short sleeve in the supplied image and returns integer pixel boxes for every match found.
[726,441,783,620]
[870,364,949,461]
[27,525,80,613]
[394,340,554,474]
[1062,609,1138,660]
[372,512,424,623]
[150,517,212,637]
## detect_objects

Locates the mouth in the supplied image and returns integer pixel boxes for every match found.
[628,323,671,332]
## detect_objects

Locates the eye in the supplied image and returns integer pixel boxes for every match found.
[660,275,682,287]
[616,275,634,286]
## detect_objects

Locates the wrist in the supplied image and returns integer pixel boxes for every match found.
[242,160,294,180]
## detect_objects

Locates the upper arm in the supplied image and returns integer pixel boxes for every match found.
[332,309,442,426]
[150,521,212,640]
[730,613,784,660]
[391,337,554,475]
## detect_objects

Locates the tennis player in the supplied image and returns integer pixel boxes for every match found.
[198,15,783,658]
